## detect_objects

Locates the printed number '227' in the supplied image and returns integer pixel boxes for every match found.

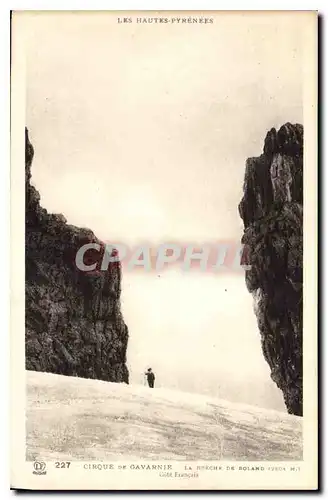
[55,462,71,468]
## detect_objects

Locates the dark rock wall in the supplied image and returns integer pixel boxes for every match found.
[239,123,303,416]
[25,128,129,383]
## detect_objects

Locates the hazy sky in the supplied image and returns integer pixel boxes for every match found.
[23,11,306,410]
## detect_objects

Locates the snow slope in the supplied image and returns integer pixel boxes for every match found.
[26,371,302,462]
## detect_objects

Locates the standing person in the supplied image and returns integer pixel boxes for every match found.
[145,368,155,388]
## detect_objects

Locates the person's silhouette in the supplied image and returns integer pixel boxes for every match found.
[145,368,155,388]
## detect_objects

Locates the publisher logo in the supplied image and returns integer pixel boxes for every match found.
[33,461,47,475]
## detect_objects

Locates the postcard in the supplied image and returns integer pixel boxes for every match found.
[10,10,318,490]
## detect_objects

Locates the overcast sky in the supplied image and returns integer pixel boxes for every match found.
[23,11,307,410]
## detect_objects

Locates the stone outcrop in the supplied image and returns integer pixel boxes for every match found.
[239,123,303,416]
[25,128,129,383]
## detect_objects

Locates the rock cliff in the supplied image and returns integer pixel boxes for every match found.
[239,123,303,416]
[25,128,129,384]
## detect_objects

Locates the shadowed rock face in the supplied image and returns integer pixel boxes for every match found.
[239,123,303,416]
[25,128,129,384]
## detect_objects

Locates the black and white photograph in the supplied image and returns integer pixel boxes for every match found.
[10,10,318,490]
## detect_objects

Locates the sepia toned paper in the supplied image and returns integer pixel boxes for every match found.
[11,10,318,490]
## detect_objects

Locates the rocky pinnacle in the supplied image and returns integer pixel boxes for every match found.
[239,123,303,416]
